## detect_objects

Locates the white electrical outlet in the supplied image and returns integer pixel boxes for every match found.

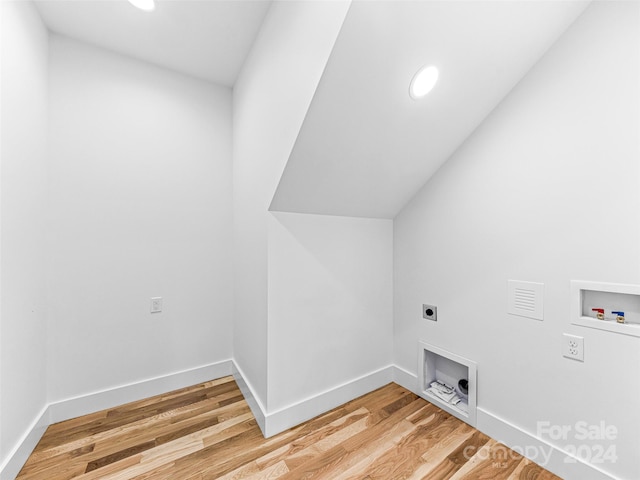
[151,297,163,313]
[562,333,584,362]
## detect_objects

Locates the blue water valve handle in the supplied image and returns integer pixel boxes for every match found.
[612,311,625,316]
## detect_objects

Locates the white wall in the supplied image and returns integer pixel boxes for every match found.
[394,2,640,479]
[232,0,350,412]
[47,36,233,403]
[0,0,49,468]
[267,212,393,412]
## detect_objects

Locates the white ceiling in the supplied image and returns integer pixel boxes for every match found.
[34,0,272,86]
[34,0,592,219]
[270,0,591,218]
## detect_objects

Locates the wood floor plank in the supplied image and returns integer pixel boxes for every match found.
[254,407,371,470]
[19,395,251,480]
[347,409,461,480]
[328,418,420,480]
[418,430,492,480]
[508,458,563,480]
[275,398,429,480]
[446,438,498,479]
[213,459,285,480]
[404,421,476,479]
[35,380,240,455]
[276,416,370,471]
[447,439,523,480]
[17,377,563,480]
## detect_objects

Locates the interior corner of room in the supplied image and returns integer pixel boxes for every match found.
[1,0,639,479]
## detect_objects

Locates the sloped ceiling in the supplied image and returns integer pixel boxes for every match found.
[270,0,591,219]
[35,0,271,86]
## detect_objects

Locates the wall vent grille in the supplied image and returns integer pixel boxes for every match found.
[508,280,544,320]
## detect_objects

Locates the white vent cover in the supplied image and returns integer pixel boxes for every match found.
[508,280,544,321]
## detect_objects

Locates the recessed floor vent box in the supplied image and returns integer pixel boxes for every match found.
[418,341,477,426]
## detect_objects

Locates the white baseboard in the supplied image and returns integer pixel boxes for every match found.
[48,360,233,424]
[263,365,394,438]
[231,361,267,435]
[392,364,418,394]
[477,407,618,480]
[232,362,395,438]
[0,406,49,480]
[0,360,233,480]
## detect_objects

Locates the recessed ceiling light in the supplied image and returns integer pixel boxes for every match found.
[409,65,439,100]
[128,0,156,12]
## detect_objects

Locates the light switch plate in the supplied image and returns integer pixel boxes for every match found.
[151,297,162,313]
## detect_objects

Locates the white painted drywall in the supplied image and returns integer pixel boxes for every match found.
[267,212,393,412]
[33,0,272,87]
[46,36,233,403]
[232,0,350,411]
[270,1,589,219]
[0,0,49,467]
[394,2,640,478]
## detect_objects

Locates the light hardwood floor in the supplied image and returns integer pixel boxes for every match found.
[17,377,561,480]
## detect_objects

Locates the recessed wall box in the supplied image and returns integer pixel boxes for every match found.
[571,281,640,337]
[418,341,477,426]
